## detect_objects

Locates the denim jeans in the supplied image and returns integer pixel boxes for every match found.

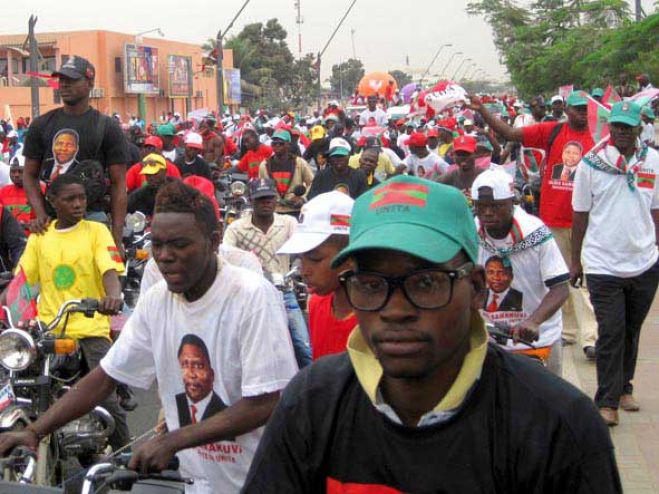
[283,290,312,368]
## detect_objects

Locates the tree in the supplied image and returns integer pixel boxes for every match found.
[388,70,413,88]
[466,0,656,98]
[329,59,365,99]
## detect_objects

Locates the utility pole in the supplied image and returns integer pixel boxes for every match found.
[351,29,357,59]
[216,0,251,116]
[28,15,40,119]
[295,0,303,58]
[635,0,644,21]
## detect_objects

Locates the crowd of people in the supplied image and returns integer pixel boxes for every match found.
[0,53,656,492]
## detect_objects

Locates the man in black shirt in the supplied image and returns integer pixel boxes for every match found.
[308,137,367,200]
[22,55,128,252]
[174,132,211,179]
[244,176,621,493]
[127,154,172,217]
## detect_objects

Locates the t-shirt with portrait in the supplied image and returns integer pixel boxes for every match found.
[522,122,594,228]
[23,107,128,181]
[101,259,297,494]
[476,207,569,350]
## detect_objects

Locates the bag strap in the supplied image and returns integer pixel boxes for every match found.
[94,113,108,163]
[547,122,565,156]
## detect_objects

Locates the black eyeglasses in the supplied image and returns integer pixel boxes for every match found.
[338,263,474,311]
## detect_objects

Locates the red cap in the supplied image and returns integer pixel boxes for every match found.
[395,118,406,127]
[453,135,477,153]
[404,132,427,147]
[144,135,163,150]
[427,128,439,138]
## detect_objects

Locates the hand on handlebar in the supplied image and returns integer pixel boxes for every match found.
[0,429,39,457]
[128,434,177,475]
[98,295,123,316]
[510,320,540,344]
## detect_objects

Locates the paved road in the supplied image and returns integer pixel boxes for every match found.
[125,384,161,444]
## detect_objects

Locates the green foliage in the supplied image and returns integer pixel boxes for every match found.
[468,0,657,97]
[329,59,365,99]
[388,70,413,88]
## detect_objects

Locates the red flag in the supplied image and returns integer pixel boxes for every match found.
[5,267,38,325]
[601,85,621,109]
[587,96,611,143]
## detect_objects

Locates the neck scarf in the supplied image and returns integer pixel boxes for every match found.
[582,138,648,191]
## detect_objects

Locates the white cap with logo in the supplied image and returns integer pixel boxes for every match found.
[471,169,515,201]
[277,191,355,254]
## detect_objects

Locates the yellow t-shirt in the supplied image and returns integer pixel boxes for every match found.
[348,152,396,176]
[19,220,125,340]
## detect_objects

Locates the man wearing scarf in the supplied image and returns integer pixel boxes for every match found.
[472,169,569,375]
[572,101,659,427]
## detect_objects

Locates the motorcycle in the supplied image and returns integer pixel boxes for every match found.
[122,212,151,309]
[485,322,549,366]
[80,453,190,493]
[0,299,116,489]
[218,174,251,225]
[271,264,309,312]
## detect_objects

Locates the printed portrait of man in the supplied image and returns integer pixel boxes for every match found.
[175,334,229,429]
[551,141,583,182]
[484,255,523,312]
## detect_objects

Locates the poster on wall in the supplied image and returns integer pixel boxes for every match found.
[223,68,242,104]
[125,44,160,94]
[168,55,192,98]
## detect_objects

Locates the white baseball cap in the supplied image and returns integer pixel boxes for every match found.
[551,94,564,104]
[471,169,515,201]
[184,132,204,150]
[277,191,354,254]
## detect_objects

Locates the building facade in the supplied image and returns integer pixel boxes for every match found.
[0,30,233,123]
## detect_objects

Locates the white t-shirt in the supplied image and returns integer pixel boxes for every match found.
[403,151,449,177]
[476,207,569,349]
[381,146,402,168]
[513,113,539,129]
[101,258,297,494]
[358,108,388,127]
[641,122,655,146]
[162,148,177,162]
[572,144,659,277]
[140,244,263,297]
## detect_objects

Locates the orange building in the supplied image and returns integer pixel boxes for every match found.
[0,29,234,123]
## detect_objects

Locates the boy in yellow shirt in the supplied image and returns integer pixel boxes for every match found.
[13,173,129,449]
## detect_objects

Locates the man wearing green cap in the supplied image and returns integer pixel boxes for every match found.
[471,90,598,359]
[641,106,656,148]
[156,123,179,163]
[571,101,659,427]
[243,175,621,493]
[591,88,604,103]
[308,138,367,200]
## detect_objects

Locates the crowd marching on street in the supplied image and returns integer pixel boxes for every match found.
[0,51,656,493]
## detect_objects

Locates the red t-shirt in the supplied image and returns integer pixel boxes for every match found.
[308,293,357,360]
[523,122,594,228]
[0,183,45,234]
[238,145,273,179]
[125,160,182,192]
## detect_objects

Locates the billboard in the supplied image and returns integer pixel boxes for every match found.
[223,68,241,105]
[168,55,193,98]
[125,44,160,94]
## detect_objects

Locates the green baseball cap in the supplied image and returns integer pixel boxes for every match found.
[591,87,604,98]
[566,90,588,107]
[156,123,176,136]
[609,101,642,127]
[271,129,291,142]
[332,175,479,268]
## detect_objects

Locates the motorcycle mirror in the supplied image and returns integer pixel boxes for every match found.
[292,185,306,197]
[125,212,147,234]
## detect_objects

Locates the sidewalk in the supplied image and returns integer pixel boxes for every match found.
[563,295,659,493]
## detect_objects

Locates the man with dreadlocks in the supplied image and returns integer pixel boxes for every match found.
[472,169,569,375]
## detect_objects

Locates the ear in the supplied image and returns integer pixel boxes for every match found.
[210,228,222,253]
[469,265,486,311]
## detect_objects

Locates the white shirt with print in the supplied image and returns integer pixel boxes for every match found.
[403,151,449,177]
[358,108,388,127]
[477,208,569,350]
[101,258,297,494]
[572,144,659,277]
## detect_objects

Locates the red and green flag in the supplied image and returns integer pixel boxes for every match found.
[108,246,123,263]
[5,267,38,324]
[330,214,351,227]
[637,172,655,189]
[601,85,621,109]
[370,182,429,209]
[587,96,610,143]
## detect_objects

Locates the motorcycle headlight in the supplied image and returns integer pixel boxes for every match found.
[231,181,246,196]
[0,329,36,371]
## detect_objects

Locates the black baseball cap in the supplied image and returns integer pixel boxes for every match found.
[52,55,96,80]
[249,178,278,199]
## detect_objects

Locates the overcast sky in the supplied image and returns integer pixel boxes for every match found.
[5,0,656,82]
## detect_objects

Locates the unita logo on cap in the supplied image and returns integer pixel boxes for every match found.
[370,182,428,210]
[330,214,351,227]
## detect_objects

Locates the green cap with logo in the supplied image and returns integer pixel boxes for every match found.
[332,175,479,268]
[609,101,642,127]
[157,123,176,136]
[566,90,588,107]
[271,129,292,142]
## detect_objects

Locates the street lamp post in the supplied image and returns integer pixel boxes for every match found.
[439,51,462,79]
[459,62,476,81]
[452,57,470,80]
[420,43,452,85]
[28,15,39,118]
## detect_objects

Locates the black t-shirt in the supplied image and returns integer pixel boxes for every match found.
[23,107,128,181]
[308,166,368,200]
[173,155,212,180]
[244,345,621,494]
